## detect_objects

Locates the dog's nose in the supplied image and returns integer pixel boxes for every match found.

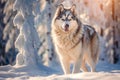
[65,24,69,28]
[64,24,69,31]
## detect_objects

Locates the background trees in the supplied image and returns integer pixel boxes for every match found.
[0,0,120,67]
[0,0,18,66]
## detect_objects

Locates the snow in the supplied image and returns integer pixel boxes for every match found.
[1,0,120,80]
[13,0,41,66]
[0,60,120,80]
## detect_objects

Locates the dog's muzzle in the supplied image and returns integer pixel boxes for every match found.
[64,24,69,31]
[61,23,69,32]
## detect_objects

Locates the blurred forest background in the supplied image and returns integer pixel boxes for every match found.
[0,0,120,68]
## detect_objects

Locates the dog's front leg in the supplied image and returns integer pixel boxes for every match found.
[72,54,83,73]
[60,57,70,74]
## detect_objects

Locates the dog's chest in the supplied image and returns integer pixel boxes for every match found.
[57,34,81,49]
[57,40,83,61]
[54,32,83,60]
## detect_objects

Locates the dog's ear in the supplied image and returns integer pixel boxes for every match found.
[56,4,64,16]
[70,4,76,15]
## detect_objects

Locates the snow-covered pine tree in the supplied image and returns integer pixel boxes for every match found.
[40,0,62,70]
[95,0,120,63]
[44,0,56,67]
[105,0,120,63]
[0,0,18,65]
[13,0,41,66]
[114,0,120,63]
[3,0,18,65]
[0,0,6,66]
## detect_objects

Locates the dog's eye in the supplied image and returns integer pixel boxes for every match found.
[68,19,71,21]
[62,19,65,21]
[72,16,75,20]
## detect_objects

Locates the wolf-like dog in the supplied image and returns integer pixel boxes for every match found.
[51,4,100,74]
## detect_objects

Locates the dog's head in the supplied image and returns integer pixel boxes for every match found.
[53,4,79,33]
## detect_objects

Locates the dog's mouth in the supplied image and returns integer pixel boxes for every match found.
[63,24,69,32]
[64,27,69,31]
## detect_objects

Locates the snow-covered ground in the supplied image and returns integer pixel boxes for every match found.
[0,0,120,80]
[0,60,120,80]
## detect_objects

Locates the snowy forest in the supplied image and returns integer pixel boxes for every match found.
[0,0,120,80]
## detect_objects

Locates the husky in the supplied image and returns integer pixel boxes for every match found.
[51,4,100,74]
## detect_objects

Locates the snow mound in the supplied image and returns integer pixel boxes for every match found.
[0,61,120,80]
